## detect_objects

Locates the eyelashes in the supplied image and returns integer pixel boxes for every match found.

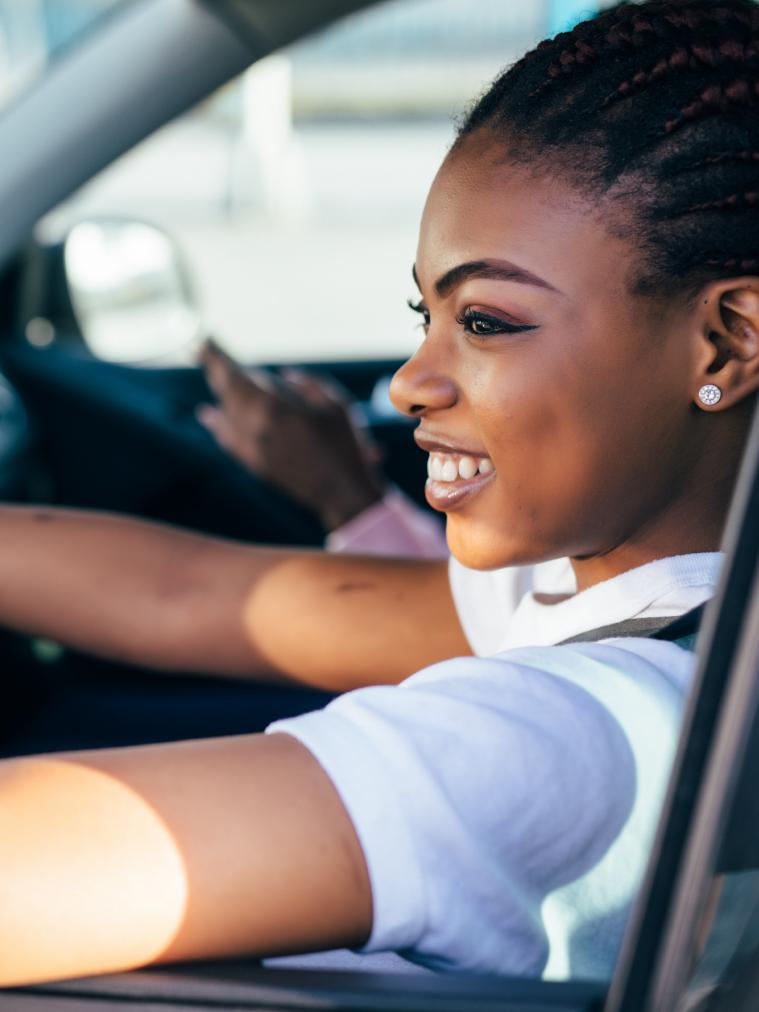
[407,299,538,337]
[407,298,430,328]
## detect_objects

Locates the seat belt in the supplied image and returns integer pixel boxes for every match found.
[558,603,705,649]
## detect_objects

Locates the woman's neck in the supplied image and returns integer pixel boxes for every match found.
[569,434,738,593]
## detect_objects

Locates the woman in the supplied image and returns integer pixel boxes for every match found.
[1,0,758,987]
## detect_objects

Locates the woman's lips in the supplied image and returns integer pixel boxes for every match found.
[423,450,496,511]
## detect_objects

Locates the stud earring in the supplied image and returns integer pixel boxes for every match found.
[698,383,722,407]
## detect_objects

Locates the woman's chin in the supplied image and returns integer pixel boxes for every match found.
[445,517,523,571]
[445,514,564,572]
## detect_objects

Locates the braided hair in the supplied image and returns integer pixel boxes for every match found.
[457,0,759,294]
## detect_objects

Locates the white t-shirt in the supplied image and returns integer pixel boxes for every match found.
[266,553,721,979]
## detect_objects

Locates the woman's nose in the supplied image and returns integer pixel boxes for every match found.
[389,349,458,418]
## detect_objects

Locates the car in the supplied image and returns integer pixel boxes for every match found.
[1,1,759,1010]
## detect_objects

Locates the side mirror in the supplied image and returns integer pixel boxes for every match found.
[63,218,201,364]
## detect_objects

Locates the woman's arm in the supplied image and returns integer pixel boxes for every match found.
[0,733,372,986]
[0,506,469,689]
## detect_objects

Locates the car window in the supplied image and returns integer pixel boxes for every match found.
[0,0,129,114]
[672,702,759,1010]
[682,872,759,1009]
[40,0,618,366]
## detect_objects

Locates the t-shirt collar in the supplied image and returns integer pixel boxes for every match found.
[500,552,723,650]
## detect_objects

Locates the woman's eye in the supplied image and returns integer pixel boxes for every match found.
[458,309,538,337]
[407,298,430,329]
[466,314,500,336]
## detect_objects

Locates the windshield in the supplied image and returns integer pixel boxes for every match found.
[0,0,130,115]
[42,0,568,365]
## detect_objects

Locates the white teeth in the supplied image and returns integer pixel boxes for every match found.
[458,456,478,480]
[427,452,495,483]
[441,459,458,482]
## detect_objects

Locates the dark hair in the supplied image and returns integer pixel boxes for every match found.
[457,0,759,295]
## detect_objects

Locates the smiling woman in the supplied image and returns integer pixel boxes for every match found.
[395,145,742,577]
[1,0,759,989]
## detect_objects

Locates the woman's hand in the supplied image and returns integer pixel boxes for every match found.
[197,340,384,531]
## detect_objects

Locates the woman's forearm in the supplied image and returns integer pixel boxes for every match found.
[0,506,277,676]
[0,734,372,986]
[0,506,467,688]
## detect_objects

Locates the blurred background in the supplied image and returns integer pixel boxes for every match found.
[0,0,617,364]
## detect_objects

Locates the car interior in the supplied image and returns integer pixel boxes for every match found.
[1,1,759,1009]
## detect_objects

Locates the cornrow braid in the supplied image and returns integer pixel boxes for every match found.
[673,149,759,173]
[601,36,759,109]
[457,0,759,295]
[706,256,759,271]
[533,1,756,102]
[528,5,646,99]
[673,190,759,216]
[664,78,759,134]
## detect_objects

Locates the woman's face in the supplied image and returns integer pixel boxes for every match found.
[389,130,707,579]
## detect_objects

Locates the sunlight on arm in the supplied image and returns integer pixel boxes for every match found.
[0,756,188,986]
[242,553,466,689]
[0,733,372,987]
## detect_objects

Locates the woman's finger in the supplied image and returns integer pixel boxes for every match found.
[201,349,276,429]
[195,404,236,452]
[280,368,336,408]
[199,341,238,400]
[196,404,264,471]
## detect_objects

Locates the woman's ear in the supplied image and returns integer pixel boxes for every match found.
[693,278,759,411]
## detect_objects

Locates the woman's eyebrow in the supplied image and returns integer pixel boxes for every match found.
[412,259,561,298]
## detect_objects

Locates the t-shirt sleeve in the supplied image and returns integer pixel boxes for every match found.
[266,651,642,976]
